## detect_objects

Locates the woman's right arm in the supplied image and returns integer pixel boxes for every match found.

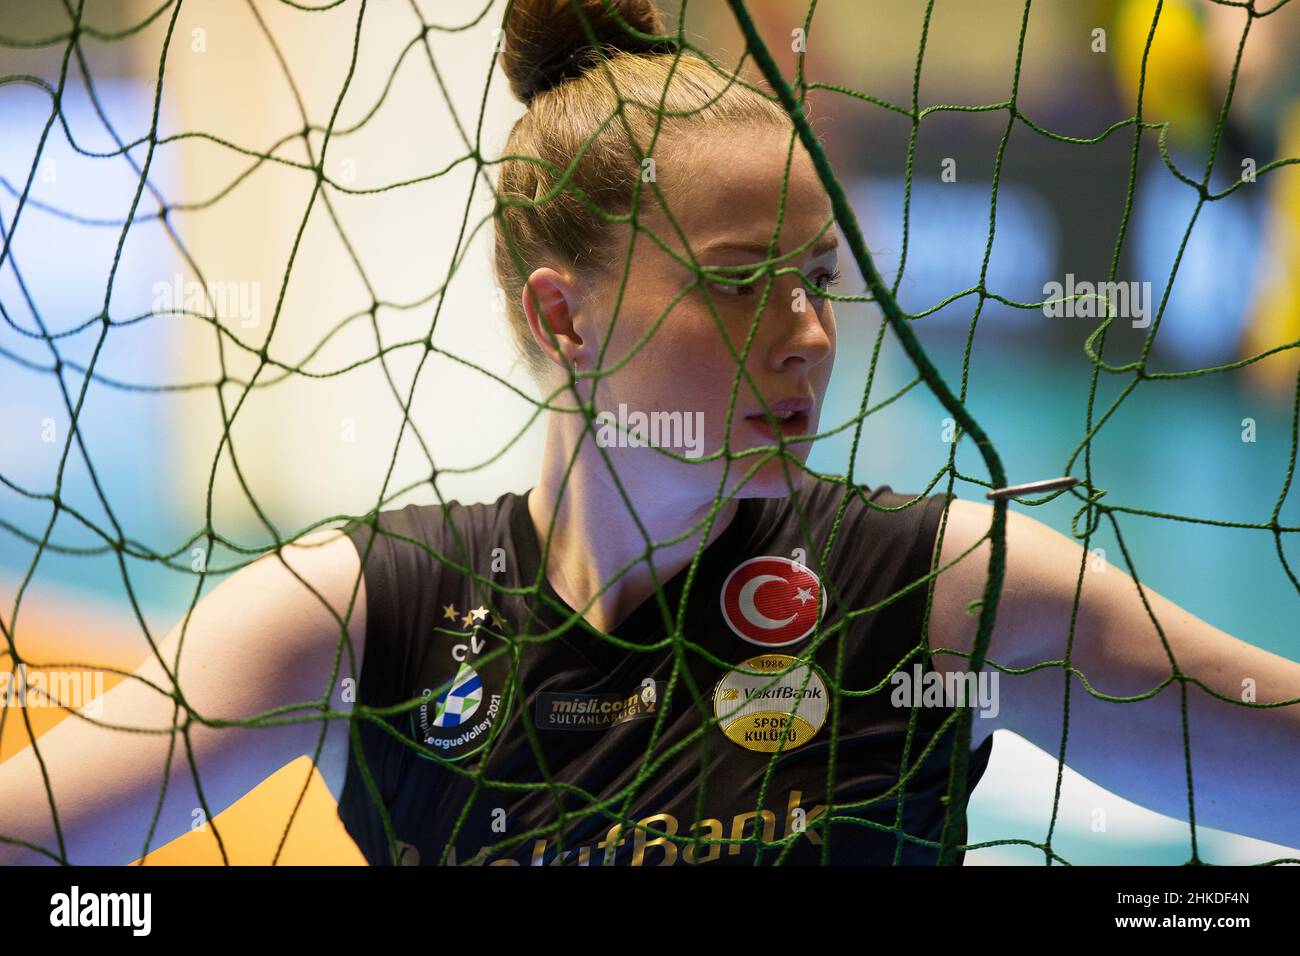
[0,528,366,865]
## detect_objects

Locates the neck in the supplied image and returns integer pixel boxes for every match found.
[528,420,740,635]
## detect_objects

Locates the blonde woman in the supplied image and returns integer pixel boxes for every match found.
[3,0,1297,867]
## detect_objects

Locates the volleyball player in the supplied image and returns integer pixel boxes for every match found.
[2,0,1297,866]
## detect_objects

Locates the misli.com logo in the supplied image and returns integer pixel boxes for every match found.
[1042,273,1152,328]
[535,680,664,731]
[50,886,151,936]
[889,663,999,719]
[593,403,705,459]
[1,666,104,718]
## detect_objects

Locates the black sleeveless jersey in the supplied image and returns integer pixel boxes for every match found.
[339,473,994,866]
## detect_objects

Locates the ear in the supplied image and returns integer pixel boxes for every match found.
[522,267,587,372]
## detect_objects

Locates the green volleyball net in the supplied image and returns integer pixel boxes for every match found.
[1,0,1298,868]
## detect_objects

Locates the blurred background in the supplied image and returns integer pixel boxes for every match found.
[1,0,1297,865]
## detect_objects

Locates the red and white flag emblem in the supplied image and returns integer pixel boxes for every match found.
[719,556,824,647]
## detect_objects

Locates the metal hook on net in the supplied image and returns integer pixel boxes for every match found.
[985,476,1080,501]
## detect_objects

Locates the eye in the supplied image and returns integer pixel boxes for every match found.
[812,267,842,296]
[710,278,757,297]
[706,267,765,297]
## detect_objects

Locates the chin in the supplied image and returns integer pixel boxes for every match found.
[731,453,811,499]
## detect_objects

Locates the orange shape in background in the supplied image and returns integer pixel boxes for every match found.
[2,584,366,866]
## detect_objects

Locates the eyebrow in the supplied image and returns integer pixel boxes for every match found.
[695,230,840,261]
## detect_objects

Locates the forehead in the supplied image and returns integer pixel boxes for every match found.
[648,128,836,260]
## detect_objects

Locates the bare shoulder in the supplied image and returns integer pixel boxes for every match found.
[184,525,368,801]
[265,528,368,802]
[925,498,1090,738]
[190,525,368,802]
[232,527,366,645]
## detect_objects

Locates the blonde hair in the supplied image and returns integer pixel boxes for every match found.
[493,0,792,380]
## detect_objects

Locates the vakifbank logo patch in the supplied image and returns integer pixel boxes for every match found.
[713,654,828,753]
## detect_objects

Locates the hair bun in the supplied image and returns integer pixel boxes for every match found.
[499,0,678,105]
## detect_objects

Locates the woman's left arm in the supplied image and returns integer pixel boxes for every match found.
[929,498,1300,850]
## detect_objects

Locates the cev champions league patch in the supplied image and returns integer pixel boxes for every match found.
[413,608,510,761]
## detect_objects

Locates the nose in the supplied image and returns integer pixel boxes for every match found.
[761,282,835,372]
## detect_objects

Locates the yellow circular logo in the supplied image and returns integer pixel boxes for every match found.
[712,654,828,753]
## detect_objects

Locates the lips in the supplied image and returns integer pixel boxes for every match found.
[745,396,814,441]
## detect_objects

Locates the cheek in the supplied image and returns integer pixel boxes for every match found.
[598,308,717,408]
[661,298,743,368]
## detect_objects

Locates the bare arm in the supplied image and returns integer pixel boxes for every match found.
[930,498,1300,850]
[0,529,366,865]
